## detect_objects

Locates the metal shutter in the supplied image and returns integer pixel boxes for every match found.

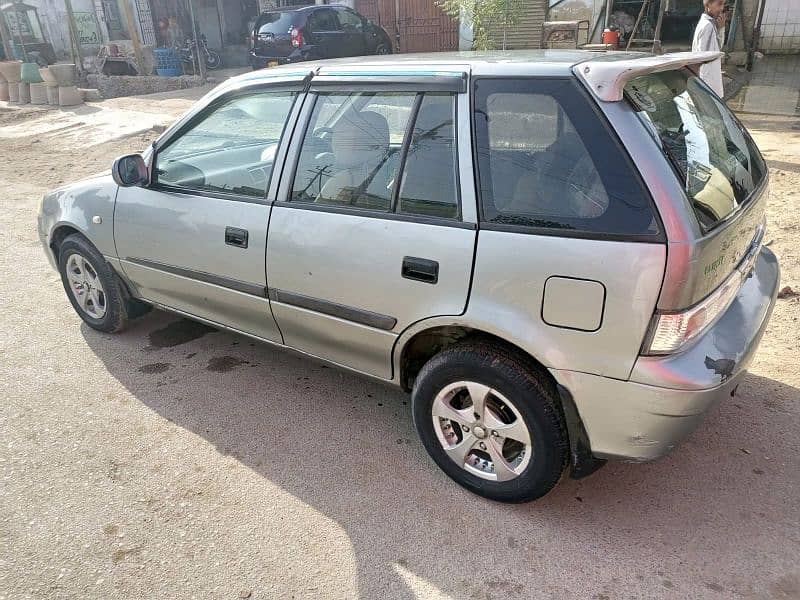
[488,0,548,49]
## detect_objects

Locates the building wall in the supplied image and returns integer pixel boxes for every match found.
[758,0,800,53]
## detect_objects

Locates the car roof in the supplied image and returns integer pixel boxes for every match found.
[261,3,350,13]
[229,49,648,83]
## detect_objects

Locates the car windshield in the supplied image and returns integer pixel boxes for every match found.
[257,12,294,34]
[625,69,766,232]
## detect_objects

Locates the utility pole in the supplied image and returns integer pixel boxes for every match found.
[63,0,84,74]
[187,0,206,80]
[121,0,146,75]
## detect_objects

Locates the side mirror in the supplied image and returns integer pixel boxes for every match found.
[111,154,149,187]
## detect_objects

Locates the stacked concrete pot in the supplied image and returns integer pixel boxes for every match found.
[39,66,59,106]
[0,61,22,103]
[0,70,8,102]
[21,62,45,105]
[49,63,82,107]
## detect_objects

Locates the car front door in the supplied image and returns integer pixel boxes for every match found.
[335,8,368,56]
[113,83,302,342]
[266,78,476,378]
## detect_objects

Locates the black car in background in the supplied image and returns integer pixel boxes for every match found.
[249,5,392,69]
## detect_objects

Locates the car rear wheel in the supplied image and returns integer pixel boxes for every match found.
[375,43,391,55]
[411,341,569,502]
[57,234,149,333]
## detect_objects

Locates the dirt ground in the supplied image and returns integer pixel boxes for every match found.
[1,93,799,600]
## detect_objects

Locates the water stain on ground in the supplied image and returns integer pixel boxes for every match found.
[138,362,171,374]
[206,356,247,373]
[147,319,216,349]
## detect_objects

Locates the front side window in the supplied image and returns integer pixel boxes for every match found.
[626,70,766,231]
[336,9,363,31]
[307,9,339,33]
[290,91,460,219]
[473,78,659,237]
[156,90,297,198]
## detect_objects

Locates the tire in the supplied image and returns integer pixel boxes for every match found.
[375,43,391,55]
[411,340,569,503]
[205,50,222,70]
[57,234,149,333]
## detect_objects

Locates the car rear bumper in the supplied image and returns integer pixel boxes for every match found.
[550,247,780,462]
[248,52,304,69]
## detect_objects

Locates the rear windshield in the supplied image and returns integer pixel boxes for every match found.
[256,12,295,34]
[625,69,766,231]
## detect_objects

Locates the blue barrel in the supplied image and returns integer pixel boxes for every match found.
[154,47,182,77]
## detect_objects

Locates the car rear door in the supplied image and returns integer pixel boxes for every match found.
[254,12,295,58]
[113,78,304,342]
[266,71,476,378]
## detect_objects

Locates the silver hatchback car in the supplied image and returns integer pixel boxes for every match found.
[38,51,779,502]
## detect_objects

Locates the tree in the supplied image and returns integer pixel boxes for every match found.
[438,0,524,50]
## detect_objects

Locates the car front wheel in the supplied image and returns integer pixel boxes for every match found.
[411,341,569,502]
[58,234,148,333]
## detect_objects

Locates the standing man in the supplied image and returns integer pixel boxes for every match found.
[692,0,726,97]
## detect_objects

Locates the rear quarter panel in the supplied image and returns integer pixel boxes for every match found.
[467,232,666,379]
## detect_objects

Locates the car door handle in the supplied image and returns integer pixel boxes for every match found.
[402,256,438,284]
[225,226,248,249]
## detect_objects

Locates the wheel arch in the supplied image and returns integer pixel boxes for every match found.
[393,319,606,480]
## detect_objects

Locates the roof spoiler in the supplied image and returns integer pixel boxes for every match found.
[573,51,723,102]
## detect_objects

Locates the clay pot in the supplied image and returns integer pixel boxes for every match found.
[20,62,43,83]
[29,82,48,104]
[0,81,8,101]
[58,85,82,107]
[8,81,19,102]
[0,60,22,83]
[49,63,77,87]
[39,67,58,86]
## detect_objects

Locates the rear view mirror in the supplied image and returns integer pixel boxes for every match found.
[112,154,149,187]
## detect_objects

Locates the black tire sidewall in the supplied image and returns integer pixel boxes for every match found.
[412,346,568,503]
[57,236,127,333]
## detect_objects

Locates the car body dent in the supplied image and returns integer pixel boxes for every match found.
[38,174,119,266]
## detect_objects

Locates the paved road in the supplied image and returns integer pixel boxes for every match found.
[1,95,799,599]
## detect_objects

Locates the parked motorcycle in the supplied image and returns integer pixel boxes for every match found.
[177,34,222,71]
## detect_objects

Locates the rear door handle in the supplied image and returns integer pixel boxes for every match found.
[402,256,438,284]
[225,226,248,249]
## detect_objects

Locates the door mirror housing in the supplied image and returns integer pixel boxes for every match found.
[112,154,149,187]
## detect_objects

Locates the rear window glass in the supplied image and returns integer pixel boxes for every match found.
[626,70,766,231]
[257,12,294,34]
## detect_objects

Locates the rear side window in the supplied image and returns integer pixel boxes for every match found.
[289,91,459,220]
[625,70,766,231]
[473,78,660,238]
[307,9,340,33]
[257,12,295,34]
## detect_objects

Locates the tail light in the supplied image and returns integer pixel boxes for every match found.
[642,226,764,355]
[291,27,304,48]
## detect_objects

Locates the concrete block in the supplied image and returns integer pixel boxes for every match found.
[20,62,43,83]
[58,85,83,107]
[18,82,30,104]
[78,88,102,102]
[46,85,59,105]
[8,82,19,102]
[29,82,48,105]
[0,81,8,101]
